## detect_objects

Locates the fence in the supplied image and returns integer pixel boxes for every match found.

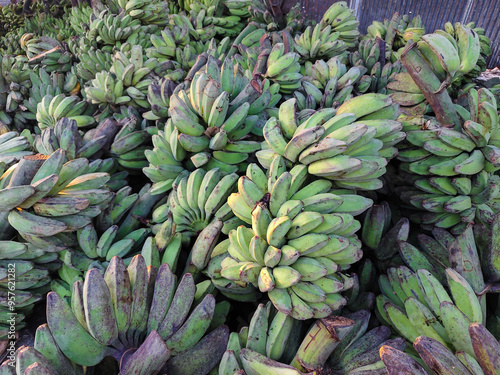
[0,0,499,67]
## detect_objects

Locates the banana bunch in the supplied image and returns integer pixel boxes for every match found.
[34,118,130,190]
[187,1,243,39]
[169,56,263,172]
[147,24,191,61]
[0,246,56,339]
[257,94,403,190]
[466,22,492,73]
[0,29,23,55]
[119,24,159,51]
[69,4,93,34]
[221,156,370,319]
[387,72,429,116]
[0,54,31,126]
[143,119,191,195]
[75,47,113,81]
[218,302,298,374]
[21,34,61,59]
[218,301,304,372]
[0,3,25,37]
[441,21,490,81]
[22,68,80,126]
[204,240,262,302]
[23,12,75,42]
[220,302,361,374]
[349,37,384,72]
[327,310,406,374]
[144,78,178,121]
[0,325,86,374]
[299,57,369,109]
[231,48,257,77]
[32,124,133,191]
[364,13,425,62]
[291,315,360,373]
[102,182,167,245]
[0,131,32,165]
[107,45,157,109]
[92,178,142,232]
[203,35,232,61]
[396,88,500,230]
[349,42,408,95]
[175,43,203,71]
[87,10,141,46]
[84,70,134,109]
[51,225,151,294]
[377,265,486,356]
[248,0,307,32]
[367,60,405,94]
[29,46,74,74]
[44,255,229,374]
[416,25,480,84]
[112,0,171,26]
[36,93,95,130]
[294,22,349,62]
[232,60,281,127]
[167,12,215,43]
[302,56,357,89]
[381,323,500,375]
[264,42,302,94]
[146,29,203,72]
[180,0,211,12]
[225,0,252,18]
[66,33,99,57]
[166,168,241,246]
[33,118,110,161]
[85,156,131,192]
[108,112,154,171]
[398,224,486,292]
[0,150,112,250]
[227,23,267,53]
[321,1,360,48]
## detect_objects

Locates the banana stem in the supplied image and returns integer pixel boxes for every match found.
[290,316,355,372]
[400,42,460,129]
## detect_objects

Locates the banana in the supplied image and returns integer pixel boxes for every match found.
[445,269,482,324]
[455,24,481,75]
[8,209,67,237]
[380,345,429,375]
[336,93,393,119]
[165,294,215,355]
[265,310,294,360]
[263,117,288,156]
[284,126,325,163]
[240,348,303,375]
[46,292,108,366]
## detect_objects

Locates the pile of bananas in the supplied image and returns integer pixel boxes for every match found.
[396,87,499,232]
[2,0,500,373]
[219,156,370,319]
